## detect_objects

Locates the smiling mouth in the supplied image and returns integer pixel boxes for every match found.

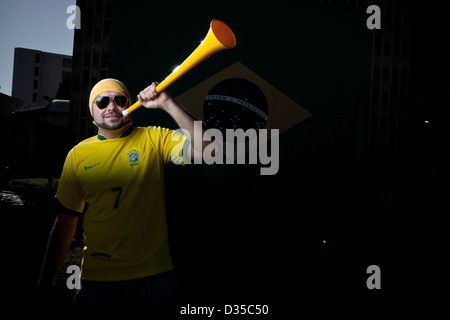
[104,114,122,119]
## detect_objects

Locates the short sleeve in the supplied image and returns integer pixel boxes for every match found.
[157,127,188,165]
[56,148,85,213]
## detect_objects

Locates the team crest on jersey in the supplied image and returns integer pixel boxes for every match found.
[124,148,142,167]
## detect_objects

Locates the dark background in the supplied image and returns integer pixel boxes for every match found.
[108,0,448,306]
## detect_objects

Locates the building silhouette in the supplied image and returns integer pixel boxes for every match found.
[12,48,72,106]
[69,0,111,145]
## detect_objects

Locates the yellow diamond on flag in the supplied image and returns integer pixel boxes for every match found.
[175,61,311,134]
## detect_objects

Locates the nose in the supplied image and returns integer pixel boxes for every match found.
[105,98,118,111]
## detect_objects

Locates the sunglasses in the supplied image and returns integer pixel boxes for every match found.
[95,95,128,109]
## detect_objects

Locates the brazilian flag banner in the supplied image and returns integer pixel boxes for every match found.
[110,0,372,304]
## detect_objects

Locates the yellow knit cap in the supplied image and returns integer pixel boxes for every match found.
[89,78,132,116]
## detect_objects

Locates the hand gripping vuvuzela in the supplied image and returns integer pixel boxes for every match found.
[122,19,236,117]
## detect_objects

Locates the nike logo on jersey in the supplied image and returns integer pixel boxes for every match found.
[84,163,101,170]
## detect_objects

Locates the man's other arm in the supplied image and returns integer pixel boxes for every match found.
[37,213,78,292]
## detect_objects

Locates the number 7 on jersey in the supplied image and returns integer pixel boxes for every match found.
[111,186,123,209]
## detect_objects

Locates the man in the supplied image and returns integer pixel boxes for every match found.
[37,78,209,300]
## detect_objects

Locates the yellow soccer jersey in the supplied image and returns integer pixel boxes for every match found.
[56,126,186,281]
